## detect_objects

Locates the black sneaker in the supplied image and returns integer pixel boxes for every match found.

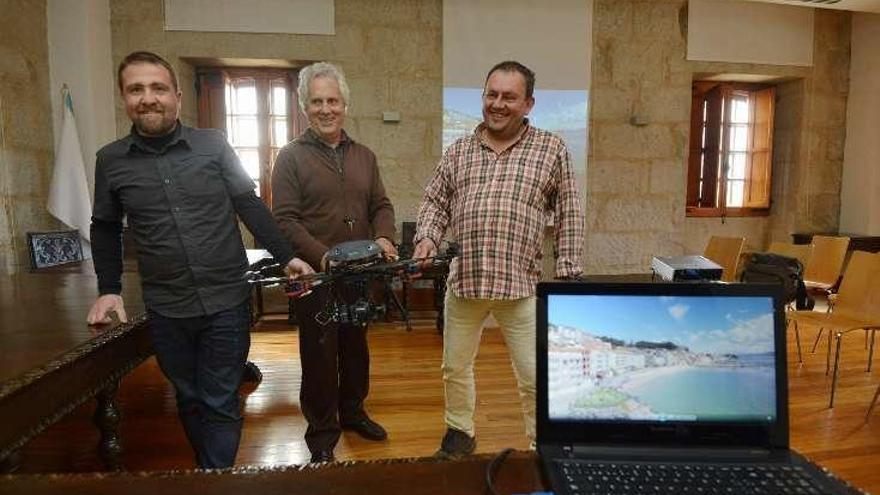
[434,428,476,459]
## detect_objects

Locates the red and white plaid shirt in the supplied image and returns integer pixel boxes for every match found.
[415,122,584,300]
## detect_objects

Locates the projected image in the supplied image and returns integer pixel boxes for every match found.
[547,295,777,423]
[443,88,588,202]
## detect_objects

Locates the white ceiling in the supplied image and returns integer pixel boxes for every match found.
[741,0,880,14]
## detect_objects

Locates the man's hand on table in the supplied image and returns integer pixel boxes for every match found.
[87,294,128,325]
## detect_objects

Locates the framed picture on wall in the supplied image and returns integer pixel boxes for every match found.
[26,230,83,269]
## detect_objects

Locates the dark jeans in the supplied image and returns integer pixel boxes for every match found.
[293,284,370,454]
[148,299,251,469]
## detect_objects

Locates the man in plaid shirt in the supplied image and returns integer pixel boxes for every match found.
[413,61,585,458]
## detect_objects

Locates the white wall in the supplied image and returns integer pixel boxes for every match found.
[443,0,592,90]
[688,0,814,66]
[47,0,116,197]
[164,0,334,34]
[839,12,880,235]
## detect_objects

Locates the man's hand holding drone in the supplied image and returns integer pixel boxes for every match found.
[248,239,456,301]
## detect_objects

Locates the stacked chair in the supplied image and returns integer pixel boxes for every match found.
[785,251,880,408]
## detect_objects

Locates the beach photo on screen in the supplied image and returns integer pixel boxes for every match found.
[547,294,777,423]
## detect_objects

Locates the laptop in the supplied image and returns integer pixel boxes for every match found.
[536,281,862,495]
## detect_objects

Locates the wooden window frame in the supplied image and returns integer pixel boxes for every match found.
[196,67,307,207]
[686,82,775,218]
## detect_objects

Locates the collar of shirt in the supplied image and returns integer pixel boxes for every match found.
[123,121,190,155]
[305,127,351,150]
[473,118,533,152]
[304,127,352,169]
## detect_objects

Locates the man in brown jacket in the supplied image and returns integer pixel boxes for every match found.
[271,62,397,464]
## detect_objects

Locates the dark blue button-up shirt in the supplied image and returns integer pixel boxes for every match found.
[93,124,258,317]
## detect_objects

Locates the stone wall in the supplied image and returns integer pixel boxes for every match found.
[0,0,59,273]
[587,0,851,274]
[109,0,442,227]
[0,0,855,276]
[796,10,851,234]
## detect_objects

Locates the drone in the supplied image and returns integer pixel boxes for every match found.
[247,239,457,331]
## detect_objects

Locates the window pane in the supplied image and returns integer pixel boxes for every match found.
[218,70,297,203]
[727,153,746,179]
[231,81,257,115]
[730,95,749,124]
[727,180,744,207]
[272,117,287,147]
[272,84,287,116]
[231,116,259,147]
[235,148,260,180]
[270,147,281,169]
[730,124,748,151]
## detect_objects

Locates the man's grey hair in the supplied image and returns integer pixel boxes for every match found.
[297,62,350,114]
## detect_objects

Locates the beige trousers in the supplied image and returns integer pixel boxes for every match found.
[442,291,536,441]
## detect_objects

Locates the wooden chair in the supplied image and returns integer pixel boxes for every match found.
[786,251,880,407]
[767,241,813,268]
[869,382,880,421]
[703,236,746,282]
[803,235,850,292]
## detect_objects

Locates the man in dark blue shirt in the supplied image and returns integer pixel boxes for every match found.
[86,51,313,469]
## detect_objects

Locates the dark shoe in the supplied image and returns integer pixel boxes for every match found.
[341,416,388,441]
[310,449,335,463]
[241,361,263,384]
[434,428,476,459]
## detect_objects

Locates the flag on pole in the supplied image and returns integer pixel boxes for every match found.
[47,86,93,258]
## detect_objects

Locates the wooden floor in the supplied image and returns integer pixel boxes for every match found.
[17,312,880,494]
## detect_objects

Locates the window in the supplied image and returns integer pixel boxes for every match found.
[687,82,775,217]
[197,68,307,206]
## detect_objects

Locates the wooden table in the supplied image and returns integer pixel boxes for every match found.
[0,261,150,472]
[0,451,546,495]
[792,233,880,253]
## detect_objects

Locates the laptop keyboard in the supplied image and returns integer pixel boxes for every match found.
[557,460,824,494]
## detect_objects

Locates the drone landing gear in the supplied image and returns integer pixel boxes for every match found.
[383,282,412,331]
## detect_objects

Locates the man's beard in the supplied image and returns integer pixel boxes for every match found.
[134,110,177,137]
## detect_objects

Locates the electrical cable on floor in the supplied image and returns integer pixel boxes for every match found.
[485,447,515,495]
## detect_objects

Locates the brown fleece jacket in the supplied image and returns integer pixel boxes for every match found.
[271,129,396,269]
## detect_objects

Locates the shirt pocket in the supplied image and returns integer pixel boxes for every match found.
[175,153,226,199]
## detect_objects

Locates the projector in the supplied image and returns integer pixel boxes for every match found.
[651,255,723,282]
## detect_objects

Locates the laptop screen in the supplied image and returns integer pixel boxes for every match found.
[547,293,776,424]
[537,282,790,447]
